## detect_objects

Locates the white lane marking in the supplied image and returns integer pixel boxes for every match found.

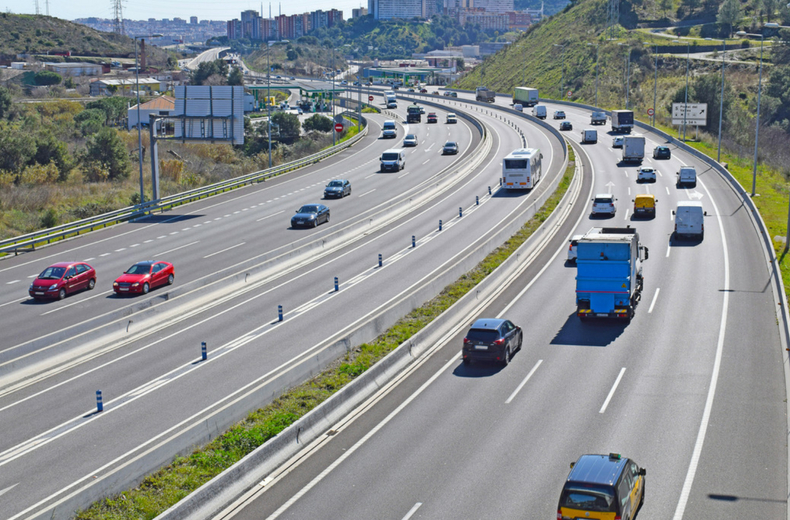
[83,258,95,261]
[422,159,430,165]
[225,214,232,217]
[144,240,153,243]
[666,244,671,258]
[627,187,631,196]
[214,218,221,221]
[114,248,126,252]
[233,211,240,214]
[623,209,630,220]
[624,170,629,177]
[0,483,18,497]
[657,169,663,177]
[402,503,423,520]
[193,224,201,228]
[6,280,20,284]
[169,232,178,235]
[648,288,660,313]
[666,186,670,195]
[0,297,28,308]
[155,240,200,257]
[364,173,377,179]
[266,200,273,203]
[358,189,376,198]
[204,242,246,259]
[40,290,113,316]
[99,253,110,257]
[397,171,411,178]
[264,354,461,520]
[256,210,285,222]
[505,360,543,404]
[669,210,674,221]
[130,244,140,248]
[157,235,167,239]
[599,367,626,413]
[28,274,37,278]
[672,177,730,520]
[182,228,191,231]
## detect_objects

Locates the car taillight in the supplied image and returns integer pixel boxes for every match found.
[557,510,563,520]
[463,337,470,343]
[494,338,505,345]
[569,243,573,251]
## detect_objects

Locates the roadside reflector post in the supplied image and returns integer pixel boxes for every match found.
[278,305,283,322]
[459,207,463,218]
[439,219,443,231]
[378,254,383,267]
[201,341,207,361]
[476,195,479,206]
[488,186,492,195]
[334,277,339,292]
[412,235,416,248]
[96,390,103,412]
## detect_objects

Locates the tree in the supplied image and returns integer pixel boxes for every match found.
[34,70,62,86]
[287,49,298,60]
[763,0,778,22]
[34,130,73,179]
[84,128,130,180]
[659,0,673,16]
[0,122,36,172]
[86,97,128,123]
[228,66,244,86]
[0,86,11,119]
[271,112,301,143]
[303,114,333,132]
[765,65,790,125]
[718,0,743,36]
[75,108,106,135]
[192,59,230,85]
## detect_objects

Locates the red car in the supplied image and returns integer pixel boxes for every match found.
[427,113,438,123]
[29,262,96,300]
[113,261,174,295]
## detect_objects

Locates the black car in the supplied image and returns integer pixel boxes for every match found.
[559,121,573,131]
[291,204,330,228]
[462,318,523,366]
[653,145,671,159]
[324,179,351,198]
[442,141,459,155]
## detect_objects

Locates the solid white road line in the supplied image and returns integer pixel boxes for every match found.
[256,210,285,222]
[402,503,423,520]
[6,280,20,284]
[155,240,200,257]
[364,173,377,179]
[648,288,660,313]
[358,189,376,198]
[505,360,543,404]
[666,186,670,195]
[204,242,246,259]
[666,244,671,258]
[599,367,626,413]
[0,483,18,497]
[623,209,630,220]
[0,297,27,309]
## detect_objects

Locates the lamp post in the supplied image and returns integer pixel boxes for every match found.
[132,33,162,207]
[331,44,351,147]
[706,37,727,162]
[553,43,566,100]
[587,42,599,107]
[737,30,765,197]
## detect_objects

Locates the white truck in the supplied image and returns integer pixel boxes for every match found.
[581,129,598,143]
[475,86,497,102]
[513,87,539,107]
[532,105,547,119]
[385,93,397,108]
[611,109,634,133]
[590,111,607,125]
[676,165,697,187]
[621,134,645,163]
[502,148,542,189]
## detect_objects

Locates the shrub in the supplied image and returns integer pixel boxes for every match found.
[40,207,58,228]
[34,70,62,86]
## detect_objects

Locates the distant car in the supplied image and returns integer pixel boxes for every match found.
[553,110,566,119]
[420,88,428,93]
[408,88,415,92]
[514,103,523,112]
[591,193,617,216]
[443,91,457,98]
[612,136,625,148]
[462,318,523,366]
[442,141,459,155]
[567,234,584,263]
[559,121,573,131]
[419,106,425,114]
[289,76,295,80]
[29,262,96,300]
[340,80,348,85]
[432,90,440,95]
[403,134,418,147]
[653,145,671,159]
[637,166,657,182]
[275,75,281,79]
[291,204,330,228]
[113,261,174,295]
[427,113,438,123]
[324,179,351,198]
[393,85,399,90]
[446,113,457,124]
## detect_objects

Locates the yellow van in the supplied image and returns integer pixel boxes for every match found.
[632,194,657,217]
[558,453,646,520]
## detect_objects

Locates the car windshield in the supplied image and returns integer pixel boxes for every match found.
[38,266,66,280]
[297,205,319,214]
[126,263,152,274]
[445,142,457,148]
[594,197,613,203]
[382,153,400,161]
[405,134,416,140]
[466,329,500,342]
[560,485,616,512]
[328,180,344,187]
[640,168,654,173]
[383,122,396,130]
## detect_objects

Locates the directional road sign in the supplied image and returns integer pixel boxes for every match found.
[672,103,707,126]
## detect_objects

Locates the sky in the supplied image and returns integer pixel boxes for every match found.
[11,0,367,22]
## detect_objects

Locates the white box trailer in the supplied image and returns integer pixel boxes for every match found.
[513,87,539,107]
[621,134,645,163]
[502,148,543,189]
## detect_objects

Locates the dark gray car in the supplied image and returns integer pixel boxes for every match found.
[324,179,351,198]
[462,318,523,366]
[291,204,330,228]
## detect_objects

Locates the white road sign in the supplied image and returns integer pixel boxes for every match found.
[672,103,707,126]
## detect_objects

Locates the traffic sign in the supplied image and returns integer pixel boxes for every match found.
[647,108,655,116]
[671,103,707,126]
[567,90,572,98]
[334,123,344,133]
[368,95,374,102]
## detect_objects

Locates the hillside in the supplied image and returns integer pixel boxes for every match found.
[0,13,167,63]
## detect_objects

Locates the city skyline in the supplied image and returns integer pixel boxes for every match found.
[6,0,370,25]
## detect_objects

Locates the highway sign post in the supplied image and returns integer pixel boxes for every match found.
[567,90,572,98]
[672,103,707,126]
[368,95,373,102]
[334,123,344,133]
[647,108,655,117]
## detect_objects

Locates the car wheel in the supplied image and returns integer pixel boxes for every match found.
[313,219,318,228]
[58,288,66,300]
[143,282,149,294]
[326,213,330,223]
[463,357,471,365]
[88,278,96,290]
[167,274,174,285]
[502,346,510,366]
[518,333,523,351]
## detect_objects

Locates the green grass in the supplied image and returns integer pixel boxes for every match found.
[75,147,577,520]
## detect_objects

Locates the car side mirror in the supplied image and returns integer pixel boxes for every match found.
[632,199,635,202]
[639,468,647,476]
[644,247,649,260]
[570,462,575,469]
[672,210,676,215]
[295,209,299,213]
[704,211,708,216]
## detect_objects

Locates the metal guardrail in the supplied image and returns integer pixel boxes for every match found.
[0,113,368,256]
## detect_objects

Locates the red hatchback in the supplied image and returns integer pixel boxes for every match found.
[29,262,96,300]
[113,261,174,295]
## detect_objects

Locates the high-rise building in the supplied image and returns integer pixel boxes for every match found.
[470,0,513,13]
[241,9,261,40]
[369,0,425,19]
[227,18,242,39]
[327,8,343,25]
[352,7,368,17]
[190,16,198,24]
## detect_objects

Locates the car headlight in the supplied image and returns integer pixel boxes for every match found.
[29,283,34,290]
[308,215,315,219]
[113,282,119,287]
[48,284,58,290]
[132,283,139,287]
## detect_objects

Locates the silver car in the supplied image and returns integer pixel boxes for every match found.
[636,166,657,182]
[591,193,617,216]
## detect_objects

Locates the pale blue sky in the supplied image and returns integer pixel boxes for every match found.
[11,0,367,23]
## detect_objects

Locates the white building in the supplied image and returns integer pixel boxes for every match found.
[90,77,164,97]
[470,0,514,13]
[44,62,103,77]
[369,0,426,19]
[128,95,175,129]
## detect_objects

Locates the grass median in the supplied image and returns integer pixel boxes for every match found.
[76,148,577,520]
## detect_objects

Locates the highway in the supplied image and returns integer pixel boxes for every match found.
[213,93,787,519]
[0,93,567,518]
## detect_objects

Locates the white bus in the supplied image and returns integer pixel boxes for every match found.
[502,148,542,189]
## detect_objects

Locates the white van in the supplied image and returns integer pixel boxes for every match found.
[380,148,406,172]
[381,120,397,139]
[673,201,706,239]
[677,166,697,187]
[532,105,547,119]
[581,129,598,143]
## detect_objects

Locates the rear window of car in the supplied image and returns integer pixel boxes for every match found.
[594,197,613,203]
[560,485,616,512]
[466,328,500,342]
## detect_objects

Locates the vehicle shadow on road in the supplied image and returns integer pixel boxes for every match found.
[493,189,530,198]
[132,214,204,225]
[452,361,505,378]
[550,312,628,347]
[668,233,702,247]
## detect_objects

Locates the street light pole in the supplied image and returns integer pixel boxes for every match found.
[132,33,161,207]
[645,42,658,126]
[737,31,764,196]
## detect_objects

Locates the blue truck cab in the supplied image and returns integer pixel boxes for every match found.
[575,227,648,321]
